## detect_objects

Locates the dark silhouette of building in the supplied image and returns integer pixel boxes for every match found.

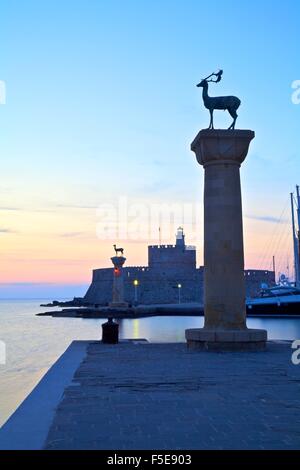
[84,228,275,305]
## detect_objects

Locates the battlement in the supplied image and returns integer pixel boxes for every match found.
[125,266,150,273]
[148,245,176,249]
[148,244,196,250]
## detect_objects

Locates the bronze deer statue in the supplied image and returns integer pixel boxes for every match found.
[197,70,241,130]
[113,244,124,256]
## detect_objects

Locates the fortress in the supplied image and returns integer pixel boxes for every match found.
[84,228,275,306]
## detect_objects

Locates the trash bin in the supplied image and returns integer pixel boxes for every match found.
[102,318,119,344]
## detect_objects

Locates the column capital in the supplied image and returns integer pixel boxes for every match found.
[111,256,126,268]
[191,129,255,167]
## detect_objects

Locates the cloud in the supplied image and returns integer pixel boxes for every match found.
[245,214,288,224]
[6,258,92,265]
[0,206,20,211]
[55,203,97,209]
[59,232,86,238]
[152,159,167,166]
[0,228,16,234]
[0,206,56,213]
[139,181,174,194]
[0,186,13,193]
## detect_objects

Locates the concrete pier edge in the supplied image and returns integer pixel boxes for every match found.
[0,340,89,450]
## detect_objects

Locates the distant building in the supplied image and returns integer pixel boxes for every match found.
[84,228,275,306]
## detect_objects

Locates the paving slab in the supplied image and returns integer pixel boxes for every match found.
[43,341,300,450]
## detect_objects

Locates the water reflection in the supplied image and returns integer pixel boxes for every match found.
[120,316,300,342]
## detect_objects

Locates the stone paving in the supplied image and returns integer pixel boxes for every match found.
[44,341,300,450]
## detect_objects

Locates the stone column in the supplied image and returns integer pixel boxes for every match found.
[109,256,128,308]
[185,129,267,350]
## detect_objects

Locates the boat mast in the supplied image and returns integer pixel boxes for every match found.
[272,255,276,282]
[296,185,300,287]
[291,191,300,287]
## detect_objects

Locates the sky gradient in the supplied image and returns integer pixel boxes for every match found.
[0,0,299,298]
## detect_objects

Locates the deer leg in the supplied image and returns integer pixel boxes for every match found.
[209,109,214,129]
[228,108,237,130]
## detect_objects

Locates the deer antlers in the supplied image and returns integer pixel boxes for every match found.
[204,69,223,83]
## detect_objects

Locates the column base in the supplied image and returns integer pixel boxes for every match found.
[185,328,267,351]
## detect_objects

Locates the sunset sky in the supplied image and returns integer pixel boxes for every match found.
[0,0,299,298]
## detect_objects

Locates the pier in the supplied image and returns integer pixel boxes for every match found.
[1,340,299,450]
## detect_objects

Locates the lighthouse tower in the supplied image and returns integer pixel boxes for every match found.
[176,227,185,249]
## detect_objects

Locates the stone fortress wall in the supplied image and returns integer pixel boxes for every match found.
[84,228,275,306]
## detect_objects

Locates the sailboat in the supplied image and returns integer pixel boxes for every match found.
[246,185,300,316]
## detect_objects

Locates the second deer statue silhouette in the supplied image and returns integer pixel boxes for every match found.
[113,244,124,256]
[197,70,241,130]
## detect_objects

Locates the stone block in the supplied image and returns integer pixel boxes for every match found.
[185,329,215,342]
[185,328,267,352]
[248,329,268,342]
[215,330,235,342]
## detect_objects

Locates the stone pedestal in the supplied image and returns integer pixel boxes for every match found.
[109,256,128,308]
[185,129,267,351]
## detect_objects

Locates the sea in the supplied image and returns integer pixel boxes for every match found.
[0,299,300,427]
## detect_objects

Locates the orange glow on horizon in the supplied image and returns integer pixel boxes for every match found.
[0,205,293,284]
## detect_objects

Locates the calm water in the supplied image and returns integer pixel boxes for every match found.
[0,299,300,427]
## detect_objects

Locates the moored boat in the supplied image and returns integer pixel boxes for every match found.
[247,285,300,316]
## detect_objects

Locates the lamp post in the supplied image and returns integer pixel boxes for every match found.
[177,284,182,304]
[133,279,139,305]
